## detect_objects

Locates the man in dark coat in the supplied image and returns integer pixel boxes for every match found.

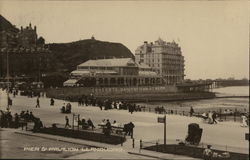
[190,107,194,117]
[24,110,30,121]
[29,112,35,121]
[50,98,54,106]
[105,119,111,136]
[87,118,95,130]
[35,97,40,108]
[65,116,71,128]
[14,113,19,128]
[212,112,217,124]
[128,122,135,138]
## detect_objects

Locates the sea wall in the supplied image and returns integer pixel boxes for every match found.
[46,86,215,102]
[46,86,178,98]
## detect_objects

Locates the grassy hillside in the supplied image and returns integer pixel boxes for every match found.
[47,39,135,72]
[0,15,19,32]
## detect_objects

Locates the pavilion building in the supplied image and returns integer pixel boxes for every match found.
[63,58,163,87]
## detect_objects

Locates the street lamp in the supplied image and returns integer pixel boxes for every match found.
[6,48,10,111]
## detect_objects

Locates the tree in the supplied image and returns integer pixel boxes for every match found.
[37,36,45,46]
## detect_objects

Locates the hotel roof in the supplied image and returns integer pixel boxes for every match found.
[71,70,117,75]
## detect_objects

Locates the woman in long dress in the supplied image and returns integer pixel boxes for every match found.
[208,111,213,124]
[241,114,248,127]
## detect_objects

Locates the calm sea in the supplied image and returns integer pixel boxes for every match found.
[212,86,249,96]
[137,86,249,112]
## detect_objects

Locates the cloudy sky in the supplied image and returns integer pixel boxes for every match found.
[0,0,249,80]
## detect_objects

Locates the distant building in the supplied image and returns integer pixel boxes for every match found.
[135,38,185,85]
[0,23,50,78]
[64,58,163,87]
[18,23,38,48]
[0,23,45,48]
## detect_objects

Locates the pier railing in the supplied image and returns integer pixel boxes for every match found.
[138,106,247,123]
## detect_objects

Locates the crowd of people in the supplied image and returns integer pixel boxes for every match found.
[61,103,72,113]
[0,110,43,132]
[63,115,135,138]
[155,106,166,114]
[100,119,135,138]
[76,94,144,114]
[192,107,249,126]
[1,87,248,140]
[0,110,17,128]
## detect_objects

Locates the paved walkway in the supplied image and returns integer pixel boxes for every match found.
[11,128,201,159]
[0,90,248,159]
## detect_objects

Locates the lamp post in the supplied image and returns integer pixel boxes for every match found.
[6,49,10,111]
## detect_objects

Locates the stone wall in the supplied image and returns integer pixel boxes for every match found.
[46,85,178,98]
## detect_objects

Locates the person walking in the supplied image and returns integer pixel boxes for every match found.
[212,111,217,124]
[208,111,213,124]
[87,118,95,130]
[190,107,194,117]
[14,113,19,128]
[241,114,248,127]
[65,116,71,128]
[105,119,111,136]
[128,122,135,138]
[36,97,40,108]
[50,98,54,106]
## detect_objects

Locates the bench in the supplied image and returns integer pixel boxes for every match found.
[78,122,90,130]
[112,125,125,135]
[19,119,34,130]
[98,124,125,135]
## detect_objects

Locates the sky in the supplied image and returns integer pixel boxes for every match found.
[0,0,249,80]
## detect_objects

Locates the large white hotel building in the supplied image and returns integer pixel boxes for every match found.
[135,38,185,85]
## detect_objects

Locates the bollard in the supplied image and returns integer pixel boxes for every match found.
[132,138,135,148]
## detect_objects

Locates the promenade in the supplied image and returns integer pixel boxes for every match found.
[0,89,249,159]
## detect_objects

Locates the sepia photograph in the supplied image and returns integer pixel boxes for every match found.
[0,0,249,159]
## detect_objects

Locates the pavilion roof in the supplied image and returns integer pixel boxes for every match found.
[78,58,137,67]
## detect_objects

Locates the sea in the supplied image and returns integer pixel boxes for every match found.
[137,86,249,113]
